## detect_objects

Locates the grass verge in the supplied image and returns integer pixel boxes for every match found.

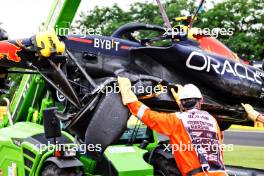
[228,125,264,132]
[224,145,264,169]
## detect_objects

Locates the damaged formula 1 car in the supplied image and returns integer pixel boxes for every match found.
[0,19,264,157]
[0,2,264,175]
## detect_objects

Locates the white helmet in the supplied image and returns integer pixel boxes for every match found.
[179,84,202,100]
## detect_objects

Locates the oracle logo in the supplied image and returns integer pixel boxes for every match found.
[186,51,262,85]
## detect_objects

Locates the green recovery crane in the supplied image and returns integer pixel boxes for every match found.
[0,1,159,175]
[7,0,81,125]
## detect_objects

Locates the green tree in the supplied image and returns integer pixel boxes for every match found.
[77,0,263,60]
[77,0,194,36]
[197,0,264,60]
[78,4,131,36]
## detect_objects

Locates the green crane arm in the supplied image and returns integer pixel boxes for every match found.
[9,0,81,122]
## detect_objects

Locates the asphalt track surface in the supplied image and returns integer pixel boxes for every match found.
[223,130,264,147]
[158,131,264,147]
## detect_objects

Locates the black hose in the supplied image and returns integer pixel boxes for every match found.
[66,50,97,88]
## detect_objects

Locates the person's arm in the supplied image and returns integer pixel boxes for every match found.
[242,103,264,123]
[117,77,180,136]
[256,115,264,123]
[127,101,179,136]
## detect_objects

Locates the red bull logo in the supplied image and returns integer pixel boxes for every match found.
[0,41,22,62]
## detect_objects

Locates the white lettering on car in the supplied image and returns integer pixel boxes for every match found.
[234,63,246,79]
[186,51,207,71]
[186,51,262,85]
[256,70,264,78]
[94,38,120,51]
[206,56,220,74]
[221,60,236,76]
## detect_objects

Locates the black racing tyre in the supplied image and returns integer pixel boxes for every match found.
[84,91,129,160]
[152,154,181,176]
[41,163,83,176]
